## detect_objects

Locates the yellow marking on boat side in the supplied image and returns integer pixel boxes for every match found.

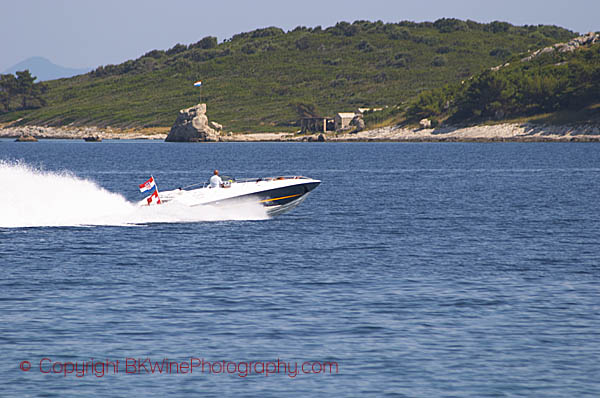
[259,194,302,203]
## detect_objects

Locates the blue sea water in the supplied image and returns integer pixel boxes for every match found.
[1,140,599,397]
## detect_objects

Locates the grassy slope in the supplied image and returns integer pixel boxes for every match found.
[399,39,600,127]
[1,20,575,132]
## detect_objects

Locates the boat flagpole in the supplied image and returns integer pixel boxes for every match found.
[152,175,162,205]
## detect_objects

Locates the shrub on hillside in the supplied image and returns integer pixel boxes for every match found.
[432,56,447,67]
[189,36,218,50]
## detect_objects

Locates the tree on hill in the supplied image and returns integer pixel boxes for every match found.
[0,70,47,113]
[293,102,321,118]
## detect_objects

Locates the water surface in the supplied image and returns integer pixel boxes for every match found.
[1,140,599,397]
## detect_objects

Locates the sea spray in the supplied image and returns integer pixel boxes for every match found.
[0,161,268,228]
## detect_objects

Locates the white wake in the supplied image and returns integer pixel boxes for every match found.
[0,161,268,228]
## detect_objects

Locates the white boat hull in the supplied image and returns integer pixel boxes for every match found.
[140,176,320,216]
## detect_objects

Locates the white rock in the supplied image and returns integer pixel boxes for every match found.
[165,103,218,142]
[419,118,432,129]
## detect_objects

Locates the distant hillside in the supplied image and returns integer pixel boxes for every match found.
[400,32,600,126]
[3,57,91,82]
[0,20,575,132]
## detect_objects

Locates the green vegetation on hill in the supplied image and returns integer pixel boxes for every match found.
[0,20,575,132]
[0,70,47,113]
[405,39,600,125]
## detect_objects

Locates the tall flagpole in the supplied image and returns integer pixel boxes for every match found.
[194,80,202,103]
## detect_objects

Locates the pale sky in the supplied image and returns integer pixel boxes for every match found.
[2,0,598,71]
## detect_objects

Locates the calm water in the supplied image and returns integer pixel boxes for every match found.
[1,140,599,397]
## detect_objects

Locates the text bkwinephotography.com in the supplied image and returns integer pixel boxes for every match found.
[19,357,339,379]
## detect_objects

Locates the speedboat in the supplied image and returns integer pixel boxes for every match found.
[141,176,320,216]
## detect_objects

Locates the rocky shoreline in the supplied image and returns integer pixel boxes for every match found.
[1,122,599,142]
[0,125,168,140]
[322,123,600,142]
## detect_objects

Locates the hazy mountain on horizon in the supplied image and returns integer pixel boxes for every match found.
[3,56,91,81]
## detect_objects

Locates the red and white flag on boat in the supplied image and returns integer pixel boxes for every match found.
[146,190,161,205]
[139,176,156,192]
[139,176,162,206]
